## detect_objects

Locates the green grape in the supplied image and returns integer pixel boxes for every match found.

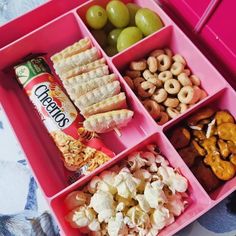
[91,30,107,47]
[86,5,107,29]
[135,8,164,36]
[127,3,140,26]
[107,28,122,46]
[106,0,130,28]
[117,27,142,52]
[105,45,118,57]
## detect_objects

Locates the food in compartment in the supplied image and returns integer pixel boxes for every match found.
[135,8,164,37]
[14,57,113,175]
[84,109,134,133]
[54,47,100,75]
[168,107,236,193]
[52,130,111,172]
[85,0,164,56]
[123,48,208,125]
[64,144,188,235]
[117,26,143,53]
[86,5,108,30]
[106,0,130,28]
[81,92,127,118]
[51,37,134,133]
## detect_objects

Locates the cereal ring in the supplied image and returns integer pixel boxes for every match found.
[143,99,161,119]
[158,71,173,82]
[164,48,173,57]
[170,61,184,76]
[190,75,201,86]
[166,107,180,119]
[172,54,186,66]
[177,86,196,104]
[148,77,162,87]
[163,97,179,108]
[138,86,151,98]
[177,72,192,86]
[150,49,164,57]
[125,70,141,79]
[143,70,153,80]
[130,60,147,71]
[156,111,169,125]
[183,69,191,76]
[199,89,208,100]
[133,77,145,89]
[147,56,158,73]
[157,54,172,71]
[177,103,188,113]
[138,81,156,97]
[141,81,155,90]
[123,76,134,90]
[151,88,168,103]
[164,79,181,94]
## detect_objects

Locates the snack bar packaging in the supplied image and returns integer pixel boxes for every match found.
[14,56,114,176]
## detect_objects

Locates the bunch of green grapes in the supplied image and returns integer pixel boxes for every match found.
[86,0,164,56]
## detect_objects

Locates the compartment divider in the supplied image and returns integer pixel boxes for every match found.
[111,25,173,60]
[163,86,228,131]
[71,9,110,61]
[112,25,173,70]
[50,131,157,202]
[71,9,160,137]
[111,62,160,134]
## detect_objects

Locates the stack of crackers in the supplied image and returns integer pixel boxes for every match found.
[51,37,133,134]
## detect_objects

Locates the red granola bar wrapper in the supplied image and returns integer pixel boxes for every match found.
[14,56,114,176]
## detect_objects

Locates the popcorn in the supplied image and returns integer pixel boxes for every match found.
[127,152,148,171]
[89,191,115,222]
[158,166,188,193]
[88,219,101,231]
[116,202,125,212]
[135,194,151,213]
[107,213,128,236]
[114,170,141,199]
[87,176,101,194]
[126,206,150,228]
[65,144,189,235]
[144,183,167,209]
[150,206,171,231]
[166,193,187,216]
[64,191,89,210]
[72,206,96,227]
[99,171,117,194]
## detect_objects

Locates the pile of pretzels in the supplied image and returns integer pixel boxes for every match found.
[123,48,207,125]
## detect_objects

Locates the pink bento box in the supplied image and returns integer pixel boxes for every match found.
[0,0,236,235]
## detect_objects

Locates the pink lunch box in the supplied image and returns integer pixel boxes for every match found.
[0,0,236,235]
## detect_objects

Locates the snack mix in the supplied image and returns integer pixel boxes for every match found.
[123,48,207,125]
[169,107,236,192]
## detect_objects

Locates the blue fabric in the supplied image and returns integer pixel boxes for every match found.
[0,0,46,25]
[198,197,236,233]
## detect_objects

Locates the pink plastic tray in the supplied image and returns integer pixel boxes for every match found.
[0,0,236,235]
[159,0,236,89]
